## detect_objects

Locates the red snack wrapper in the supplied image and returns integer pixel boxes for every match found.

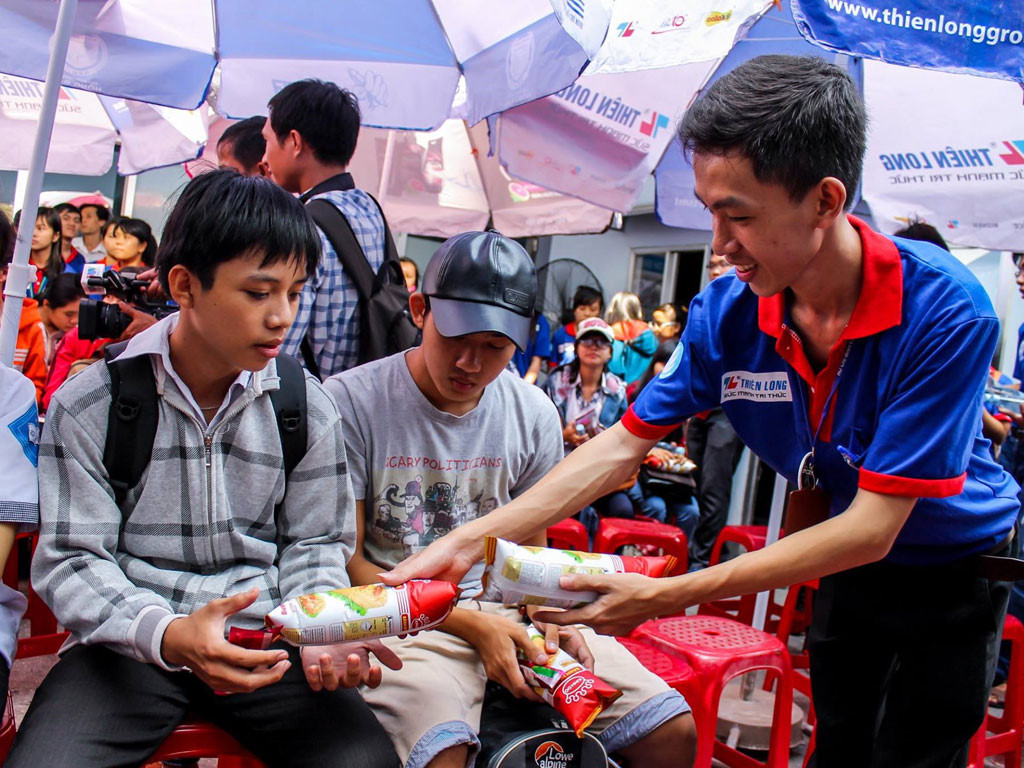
[519,626,622,736]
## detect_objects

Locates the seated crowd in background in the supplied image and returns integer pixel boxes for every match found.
[0,201,158,409]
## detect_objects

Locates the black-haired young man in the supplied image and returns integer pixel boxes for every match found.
[7,171,400,768]
[388,55,1020,767]
[218,116,269,177]
[263,79,386,378]
[72,202,109,261]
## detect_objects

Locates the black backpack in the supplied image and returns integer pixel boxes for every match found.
[102,342,307,505]
[478,682,613,768]
[305,197,420,374]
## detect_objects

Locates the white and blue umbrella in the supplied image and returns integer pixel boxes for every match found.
[0,0,616,368]
[0,74,208,176]
[0,0,610,130]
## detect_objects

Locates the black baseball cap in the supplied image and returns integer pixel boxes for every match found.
[422,231,536,349]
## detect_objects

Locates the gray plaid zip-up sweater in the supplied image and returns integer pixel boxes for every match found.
[33,354,355,669]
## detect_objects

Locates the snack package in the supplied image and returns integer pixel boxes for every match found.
[246,580,459,646]
[519,625,622,736]
[481,537,676,608]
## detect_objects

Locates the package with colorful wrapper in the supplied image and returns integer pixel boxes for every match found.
[481,537,676,608]
[519,625,621,736]
[230,581,459,647]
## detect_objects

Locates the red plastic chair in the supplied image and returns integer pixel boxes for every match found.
[633,615,794,768]
[700,526,788,629]
[0,692,16,764]
[593,517,688,574]
[617,637,697,697]
[2,531,69,658]
[968,614,1024,768]
[145,718,264,767]
[547,518,589,552]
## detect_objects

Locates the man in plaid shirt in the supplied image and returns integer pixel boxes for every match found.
[263,79,387,378]
[7,171,400,767]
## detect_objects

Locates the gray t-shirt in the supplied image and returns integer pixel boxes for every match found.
[325,352,563,596]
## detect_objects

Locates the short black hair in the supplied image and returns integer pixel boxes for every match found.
[0,211,13,270]
[53,202,80,217]
[105,217,158,267]
[218,116,268,171]
[572,285,603,310]
[157,170,321,292]
[268,80,360,167]
[79,202,110,222]
[893,220,950,252]
[680,55,867,208]
[39,271,85,308]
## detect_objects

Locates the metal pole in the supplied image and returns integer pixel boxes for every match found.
[751,471,788,630]
[741,470,788,701]
[0,0,79,369]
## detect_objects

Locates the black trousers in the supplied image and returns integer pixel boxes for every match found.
[6,644,399,768]
[806,540,1014,768]
[685,409,744,568]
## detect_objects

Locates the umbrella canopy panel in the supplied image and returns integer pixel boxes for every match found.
[0,0,606,131]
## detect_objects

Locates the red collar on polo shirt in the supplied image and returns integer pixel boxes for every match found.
[754,215,904,440]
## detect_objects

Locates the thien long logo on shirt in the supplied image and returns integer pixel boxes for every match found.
[721,371,792,403]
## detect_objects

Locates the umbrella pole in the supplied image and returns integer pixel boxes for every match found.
[0,0,79,369]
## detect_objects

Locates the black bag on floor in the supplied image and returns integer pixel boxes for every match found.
[478,682,613,768]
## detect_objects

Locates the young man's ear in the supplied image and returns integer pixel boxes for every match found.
[408,292,427,330]
[814,177,849,226]
[288,129,305,159]
[166,264,198,308]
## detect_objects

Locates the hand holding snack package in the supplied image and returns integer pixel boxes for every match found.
[481,537,677,608]
[229,581,460,648]
[519,624,622,736]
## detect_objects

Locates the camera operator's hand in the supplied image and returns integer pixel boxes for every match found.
[116,301,158,340]
[136,267,167,301]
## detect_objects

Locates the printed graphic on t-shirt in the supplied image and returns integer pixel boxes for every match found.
[371,455,505,559]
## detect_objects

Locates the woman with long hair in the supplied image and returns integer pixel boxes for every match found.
[27,207,64,298]
[605,291,658,385]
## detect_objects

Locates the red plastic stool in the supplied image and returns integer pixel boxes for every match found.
[145,718,264,767]
[633,615,794,768]
[0,692,16,764]
[968,614,1024,768]
[771,580,818,728]
[701,526,786,628]
[617,637,697,697]
[593,518,688,574]
[547,518,589,552]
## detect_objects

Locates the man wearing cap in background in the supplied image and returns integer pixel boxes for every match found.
[323,231,695,768]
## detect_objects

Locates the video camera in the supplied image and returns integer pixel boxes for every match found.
[78,266,177,341]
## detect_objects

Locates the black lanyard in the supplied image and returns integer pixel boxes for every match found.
[790,341,853,489]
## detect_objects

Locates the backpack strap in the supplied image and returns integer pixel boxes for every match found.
[103,341,159,506]
[306,198,377,303]
[268,353,307,480]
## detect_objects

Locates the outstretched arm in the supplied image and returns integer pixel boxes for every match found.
[381,422,658,586]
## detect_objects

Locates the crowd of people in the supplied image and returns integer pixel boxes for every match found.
[0,52,1019,768]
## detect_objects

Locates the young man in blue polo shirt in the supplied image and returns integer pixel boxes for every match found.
[386,55,1020,767]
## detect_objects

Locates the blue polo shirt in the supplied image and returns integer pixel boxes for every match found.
[625,216,1019,566]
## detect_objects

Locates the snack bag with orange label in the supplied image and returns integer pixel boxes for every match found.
[262,580,459,646]
[481,537,676,608]
[518,625,622,736]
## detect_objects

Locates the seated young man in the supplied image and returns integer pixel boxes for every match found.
[324,231,696,768]
[8,170,400,768]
